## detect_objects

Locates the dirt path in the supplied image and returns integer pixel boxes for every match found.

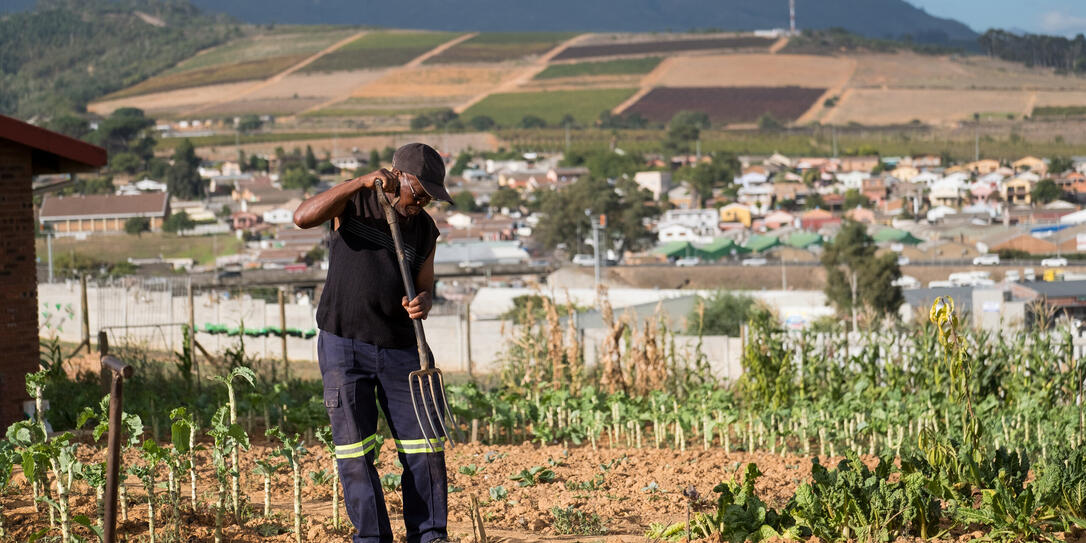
[296,33,479,117]
[1024,90,1038,117]
[794,56,858,125]
[453,33,595,114]
[768,35,790,54]
[610,55,680,114]
[184,30,370,117]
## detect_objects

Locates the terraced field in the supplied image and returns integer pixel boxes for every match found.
[534,57,663,79]
[461,88,639,126]
[623,86,826,124]
[104,28,359,99]
[425,32,579,63]
[300,30,464,73]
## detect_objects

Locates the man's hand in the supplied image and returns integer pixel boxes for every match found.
[361,168,399,194]
[402,291,432,320]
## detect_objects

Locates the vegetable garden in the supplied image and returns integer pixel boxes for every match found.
[6,295,1086,542]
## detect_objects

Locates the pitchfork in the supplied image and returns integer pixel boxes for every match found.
[375,177,454,452]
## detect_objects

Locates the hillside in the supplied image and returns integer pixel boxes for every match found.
[0,0,236,119]
[175,0,977,44]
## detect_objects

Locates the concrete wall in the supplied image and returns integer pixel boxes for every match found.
[38,283,745,380]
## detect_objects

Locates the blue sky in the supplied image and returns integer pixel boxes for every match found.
[909,0,1086,35]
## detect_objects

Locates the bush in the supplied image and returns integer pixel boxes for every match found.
[520,115,547,128]
[163,211,195,234]
[689,291,758,336]
[551,506,607,535]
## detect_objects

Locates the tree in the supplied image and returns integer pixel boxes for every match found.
[124,217,150,237]
[304,145,318,171]
[1049,156,1073,175]
[281,166,318,191]
[45,115,90,139]
[1032,179,1062,204]
[449,151,471,177]
[520,115,547,129]
[469,116,496,131]
[248,155,269,172]
[110,152,143,174]
[368,149,381,170]
[666,111,709,152]
[162,211,195,234]
[757,113,784,131]
[805,192,826,210]
[93,107,154,154]
[689,291,758,336]
[166,139,203,200]
[675,157,740,208]
[534,175,659,253]
[236,114,263,134]
[843,188,871,209]
[820,220,903,325]
[316,160,337,174]
[451,191,478,211]
[489,187,523,211]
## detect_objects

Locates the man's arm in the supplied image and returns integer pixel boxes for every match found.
[402,245,436,320]
[293,169,396,230]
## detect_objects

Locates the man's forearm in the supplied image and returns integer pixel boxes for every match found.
[293,176,367,229]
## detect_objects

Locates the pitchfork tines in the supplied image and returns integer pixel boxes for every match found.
[375,176,455,452]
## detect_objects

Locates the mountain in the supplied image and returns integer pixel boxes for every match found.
[180,0,977,43]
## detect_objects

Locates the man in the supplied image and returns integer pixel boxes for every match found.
[293,142,453,543]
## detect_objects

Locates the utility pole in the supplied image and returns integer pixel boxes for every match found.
[47,231,54,283]
[832,125,838,158]
[850,270,858,333]
[789,0,796,34]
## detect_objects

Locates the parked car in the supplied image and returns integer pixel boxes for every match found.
[1024,267,1036,281]
[1041,257,1068,267]
[674,257,700,267]
[741,257,767,267]
[897,256,910,266]
[1004,270,1020,282]
[973,254,1000,265]
[572,254,595,266]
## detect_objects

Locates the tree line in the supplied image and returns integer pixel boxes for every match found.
[979,29,1086,73]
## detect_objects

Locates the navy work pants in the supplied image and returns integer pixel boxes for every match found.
[318,330,448,543]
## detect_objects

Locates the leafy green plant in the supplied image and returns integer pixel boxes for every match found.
[253,457,286,519]
[77,395,143,523]
[551,505,608,535]
[488,485,508,501]
[129,440,168,543]
[210,366,255,519]
[208,406,249,543]
[380,472,402,493]
[509,465,556,487]
[314,426,342,528]
[458,464,484,477]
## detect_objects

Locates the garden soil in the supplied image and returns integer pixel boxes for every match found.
[4,434,848,543]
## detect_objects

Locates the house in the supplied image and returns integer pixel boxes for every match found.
[836,171,869,191]
[331,155,364,171]
[256,248,306,269]
[800,208,839,230]
[546,166,589,185]
[657,209,720,242]
[970,180,997,203]
[890,165,920,182]
[231,211,261,230]
[737,184,773,214]
[838,156,880,173]
[929,177,965,208]
[862,177,890,204]
[634,171,672,201]
[772,182,808,205]
[1001,176,1035,206]
[40,192,170,234]
[966,159,1001,175]
[498,170,547,190]
[666,184,696,209]
[845,207,876,224]
[718,203,752,227]
[1013,156,1047,175]
[910,171,941,186]
[764,211,795,230]
[171,200,217,222]
[981,230,1056,255]
[1,113,106,426]
[262,208,295,225]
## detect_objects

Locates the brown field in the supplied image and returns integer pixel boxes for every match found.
[194,69,394,116]
[848,52,1086,91]
[197,97,329,116]
[351,65,512,100]
[824,88,1033,125]
[623,86,826,124]
[1034,90,1086,107]
[87,81,259,117]
[649,53,854,88]
[165,28,359,75]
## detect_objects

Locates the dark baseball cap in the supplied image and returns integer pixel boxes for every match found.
[392,143,452,204]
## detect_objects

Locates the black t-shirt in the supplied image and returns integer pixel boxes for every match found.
[316,187,439,348]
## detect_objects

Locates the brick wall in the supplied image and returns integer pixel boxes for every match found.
[0,140,36,427]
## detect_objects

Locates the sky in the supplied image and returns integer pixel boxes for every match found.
[909,0,1086,36]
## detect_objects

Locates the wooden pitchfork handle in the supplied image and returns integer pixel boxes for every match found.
[374,179,433,371]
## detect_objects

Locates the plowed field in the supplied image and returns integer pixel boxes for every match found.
[623,86,826,124]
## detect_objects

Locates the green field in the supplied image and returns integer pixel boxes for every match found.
[425,32,579,63]
[164,27,358,75]
[534,57,662,79]
[299,30,463,72]
[38,232,244,266]
[155,130,369,150]
[105,55,310,99]
[1033,105,1086,118]
[301,106,452,118]
[461,88,638,126]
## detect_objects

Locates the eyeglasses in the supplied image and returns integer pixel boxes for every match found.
[403,175,431,205]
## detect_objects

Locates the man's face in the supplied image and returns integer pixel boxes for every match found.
[395,172,432,217]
